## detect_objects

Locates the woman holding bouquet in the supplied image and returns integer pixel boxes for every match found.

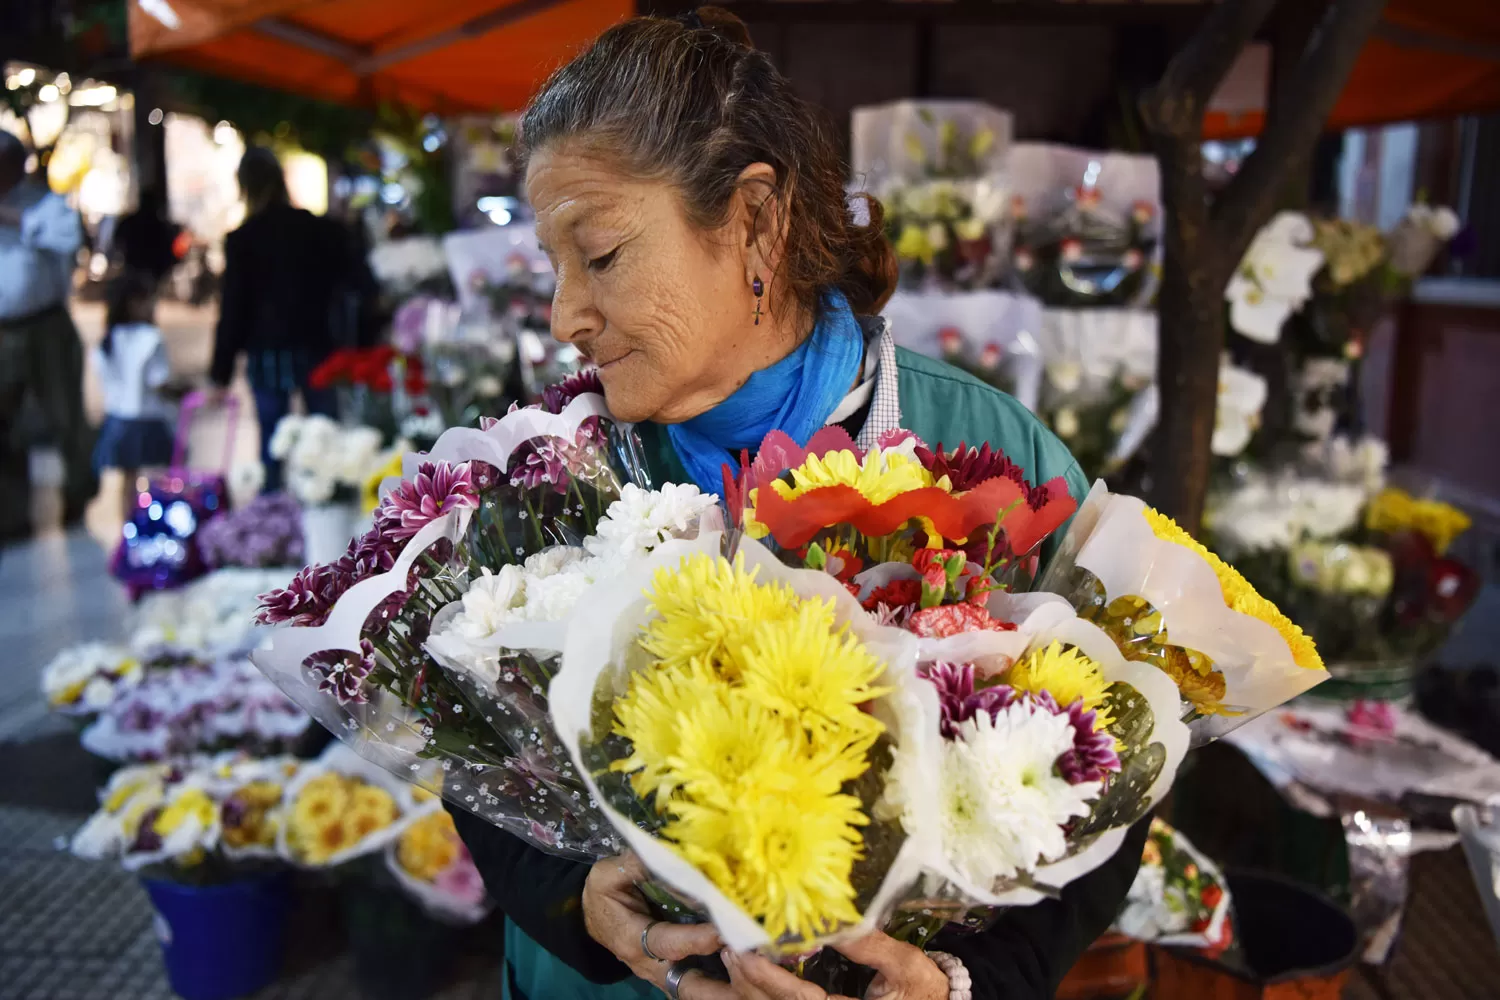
[452,8,1148,999]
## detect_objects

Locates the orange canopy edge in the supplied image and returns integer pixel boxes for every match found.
[1204,0,1500,140]
[129,0,634,114]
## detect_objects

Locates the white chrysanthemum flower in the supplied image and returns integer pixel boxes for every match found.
[335,426,385,486]
[522,546,588,578]
[41,642,134,706]
[520,569,592,622]
[448,566,527,640]
[585,483,717,563]
[268,416,304,461]
[288,465,337,506]
[933,701,1100,888]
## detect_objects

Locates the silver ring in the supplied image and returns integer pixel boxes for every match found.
[664,962,691,1000]
[640,922,665,962]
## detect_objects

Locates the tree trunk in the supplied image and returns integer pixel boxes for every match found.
[1141,0,1389,533]
[1147,130,1228,531]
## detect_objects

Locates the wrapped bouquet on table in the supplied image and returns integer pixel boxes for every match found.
[247,373,1326,992]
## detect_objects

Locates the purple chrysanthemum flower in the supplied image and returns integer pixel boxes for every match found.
[919,662,1024,739]
[919,661,1120,784]
[376,461,480,541]
[338,525,400,582]
[541,370,603,415]
[256,563,346,626]
[509,440,569,492]
[1054,698,1121,784]
[308,639,376,704]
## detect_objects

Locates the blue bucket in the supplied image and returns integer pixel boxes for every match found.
[142,873,290,1000]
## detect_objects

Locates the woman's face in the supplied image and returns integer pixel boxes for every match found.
[527,142,790,424]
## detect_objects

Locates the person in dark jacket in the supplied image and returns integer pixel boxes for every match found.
[208,146,356,489]
[111,186,181,289]
[450,8,1150,1000]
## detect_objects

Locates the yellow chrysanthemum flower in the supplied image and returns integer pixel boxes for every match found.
[614,551,887,942]
[155,788,216,837]
[362,450,407,514]
[640,554,800,678]
[738,600,890,744]
[398,812,462,881]
[292,773,350,830]
[1144,508,1323,671]
[771,449,937,506]
[1005,641,1114,730]
[672,783,868,941]
[1365,487,1471,555]
[612,661,729,803]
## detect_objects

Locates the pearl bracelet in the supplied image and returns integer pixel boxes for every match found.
[926,950,973,1000]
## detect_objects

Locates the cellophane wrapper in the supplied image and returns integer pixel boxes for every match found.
[253,389,648,861]
[1037,482,1331,745]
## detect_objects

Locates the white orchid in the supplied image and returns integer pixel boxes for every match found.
[1224,212,1325,344]
[1211,357,1268,457]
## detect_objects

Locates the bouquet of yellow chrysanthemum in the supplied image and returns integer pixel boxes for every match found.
[71,755,308,883]
[278,744,437,868]
[1037,483,1331,743]
[387,809,490,924]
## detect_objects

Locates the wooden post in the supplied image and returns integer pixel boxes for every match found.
[1141,0,1389,532]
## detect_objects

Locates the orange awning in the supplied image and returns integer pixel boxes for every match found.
[129,0,633,114]
[1205,0,1500,139]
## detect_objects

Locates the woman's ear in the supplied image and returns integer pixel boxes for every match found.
[733,162,786,285]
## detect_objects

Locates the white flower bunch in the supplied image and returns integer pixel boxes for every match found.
[929,700,1100,886]
[1406,203,1461,242]
[1212,357,1268,457]
[1304,435,1387,494]
[1225,212,1325,345]
[271,415,393,506]
[1206,473,1367,555]
[368,236,449,288]
[41,642,141,714]
[429,484,718,675]
[131,567,291,656]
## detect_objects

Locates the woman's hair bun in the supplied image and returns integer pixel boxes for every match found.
[687,6,754,49]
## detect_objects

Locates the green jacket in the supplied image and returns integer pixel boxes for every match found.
[633,345,1090,562]
[462,347,1128,1000]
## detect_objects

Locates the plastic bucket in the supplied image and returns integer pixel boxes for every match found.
[1151,871,1357,1000]
[142,873,290,1000]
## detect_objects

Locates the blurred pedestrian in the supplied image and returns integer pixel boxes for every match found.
[111,186,183,289]
[209,146,356,490]
[91,270,174,521]
[0,128,92,538]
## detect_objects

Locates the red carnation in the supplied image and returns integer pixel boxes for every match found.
[862,579,922,614]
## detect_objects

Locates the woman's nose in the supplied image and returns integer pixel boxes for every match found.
[550,273,603,346]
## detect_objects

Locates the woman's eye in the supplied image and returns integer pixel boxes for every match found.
[587,247,620,272]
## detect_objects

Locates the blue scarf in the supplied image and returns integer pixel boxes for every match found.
[667,291,864,495]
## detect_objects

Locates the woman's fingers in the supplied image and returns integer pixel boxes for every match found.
[676,968,743,1000]
[831,933,948,998]
[721,949,854,1000]
[647,921,724,962]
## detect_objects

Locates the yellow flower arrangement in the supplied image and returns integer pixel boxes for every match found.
[397,811,463,882]
[287,772,400,865]
[1364,487,1471,555]
[612,552,888,941]
[1144,508,1323,672]
[222,780,286,850]
[155,788,216,838]
[363,450,407,514]
[744,446,949,542]
[1005,641,1114,730]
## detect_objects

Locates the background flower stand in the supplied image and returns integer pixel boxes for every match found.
[301,503,362,566]
[1310,659,1418,705]
[339,878,462,1000]
[142,872,290,1000]
[1149,871,1356,1000]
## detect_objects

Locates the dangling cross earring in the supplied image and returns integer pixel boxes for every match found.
[752,276,764,326]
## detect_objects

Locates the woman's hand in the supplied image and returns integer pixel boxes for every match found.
[721,933,950,1000]
[582,852,733,998]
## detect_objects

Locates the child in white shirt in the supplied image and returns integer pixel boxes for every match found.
[91,271,174,494]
